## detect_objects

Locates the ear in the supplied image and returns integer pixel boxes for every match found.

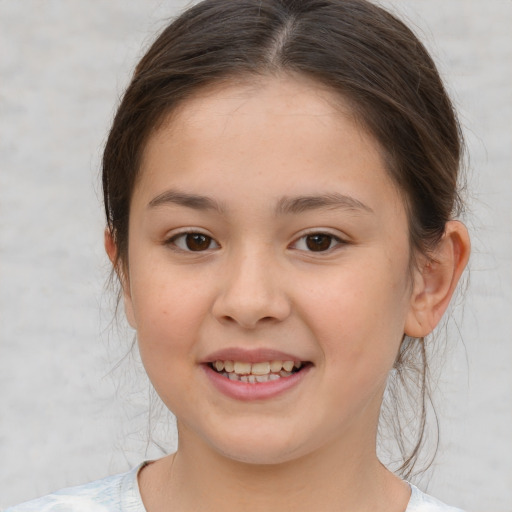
[405,221,470,338]
[104,228,137,329]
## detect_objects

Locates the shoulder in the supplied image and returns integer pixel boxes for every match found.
[4,463,146,512]
[407,484,466,512]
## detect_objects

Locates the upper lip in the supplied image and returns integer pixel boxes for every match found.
[202,348,307,364]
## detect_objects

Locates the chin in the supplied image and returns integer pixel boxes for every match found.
[216,445,302,466]
[203,425,314,466]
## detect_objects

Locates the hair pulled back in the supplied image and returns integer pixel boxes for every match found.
[103,0,464,479]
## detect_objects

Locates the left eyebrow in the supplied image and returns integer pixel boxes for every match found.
[148,189,225,213]
[275,193,374,215]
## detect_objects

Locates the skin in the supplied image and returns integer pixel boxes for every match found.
[106,74,470,512]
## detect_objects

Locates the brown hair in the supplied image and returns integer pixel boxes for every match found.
[102,0,464,478]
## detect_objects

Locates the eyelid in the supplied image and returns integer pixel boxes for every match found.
[289,230,348,252]
[163,228,348,253]
[165,229,220,252]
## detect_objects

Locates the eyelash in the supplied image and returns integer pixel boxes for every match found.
[165,231,346,253]
[166,231,219,252]
[291,232,346,253]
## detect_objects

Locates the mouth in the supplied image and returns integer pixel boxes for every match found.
[207,359,310,383]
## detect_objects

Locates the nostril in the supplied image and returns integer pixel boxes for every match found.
[217,314,278,329]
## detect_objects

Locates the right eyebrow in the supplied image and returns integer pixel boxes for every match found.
[275,192,374,216]
[148,189,225,213]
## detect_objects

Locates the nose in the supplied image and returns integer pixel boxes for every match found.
[212,248,291,329]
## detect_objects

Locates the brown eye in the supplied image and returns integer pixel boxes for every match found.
[305,234,333,251]
[185,233,213,251]
[291,232,344,253]
[170,233,218,252]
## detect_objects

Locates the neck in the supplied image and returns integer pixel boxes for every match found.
[139,425,409,512]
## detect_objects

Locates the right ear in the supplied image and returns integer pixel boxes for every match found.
[104,228,137,329]
[104,227,117,266]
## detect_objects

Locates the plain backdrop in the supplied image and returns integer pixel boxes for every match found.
[0,1,511,510]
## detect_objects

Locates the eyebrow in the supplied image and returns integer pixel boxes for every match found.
[148,190,224,213]
[275,193,374,215]
[148,189,373,216]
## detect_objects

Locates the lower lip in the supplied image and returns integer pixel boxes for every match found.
[203,364,311,401]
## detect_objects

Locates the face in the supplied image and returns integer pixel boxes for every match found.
[122,75,418,465]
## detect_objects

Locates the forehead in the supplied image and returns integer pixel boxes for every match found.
[137,74,404,220]
[157,74,359,150]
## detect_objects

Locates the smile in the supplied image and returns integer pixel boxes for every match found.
[209,360,304,383]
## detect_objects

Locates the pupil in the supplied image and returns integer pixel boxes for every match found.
[306,234,331,251]
[186,234,210,251]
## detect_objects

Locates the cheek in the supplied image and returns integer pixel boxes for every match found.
[128,265,211,361]
[298,256,410,370]
[130,274,209,408]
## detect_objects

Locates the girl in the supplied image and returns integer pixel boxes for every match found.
[7,0,471,510]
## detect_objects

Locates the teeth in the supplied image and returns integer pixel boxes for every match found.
[225,372,281,383]
[212,359,305,382]
[282,361,294,372]
[251,362,270,375]
[233,361,252,375]
[270,360,283,372]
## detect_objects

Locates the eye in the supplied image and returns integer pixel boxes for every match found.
[292,233,344,252]
[168,232,219,252]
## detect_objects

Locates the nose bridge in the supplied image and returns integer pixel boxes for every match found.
[213,241,290,328]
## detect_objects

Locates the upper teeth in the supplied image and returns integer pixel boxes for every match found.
[213,360,301,375]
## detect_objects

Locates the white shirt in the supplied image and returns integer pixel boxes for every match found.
[4,462,465,512]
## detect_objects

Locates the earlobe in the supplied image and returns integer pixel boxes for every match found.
[104,228,117,265]
[405,221,470,338]
[104,228,137,329]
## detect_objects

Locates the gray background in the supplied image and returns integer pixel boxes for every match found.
[0,1,510,510]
